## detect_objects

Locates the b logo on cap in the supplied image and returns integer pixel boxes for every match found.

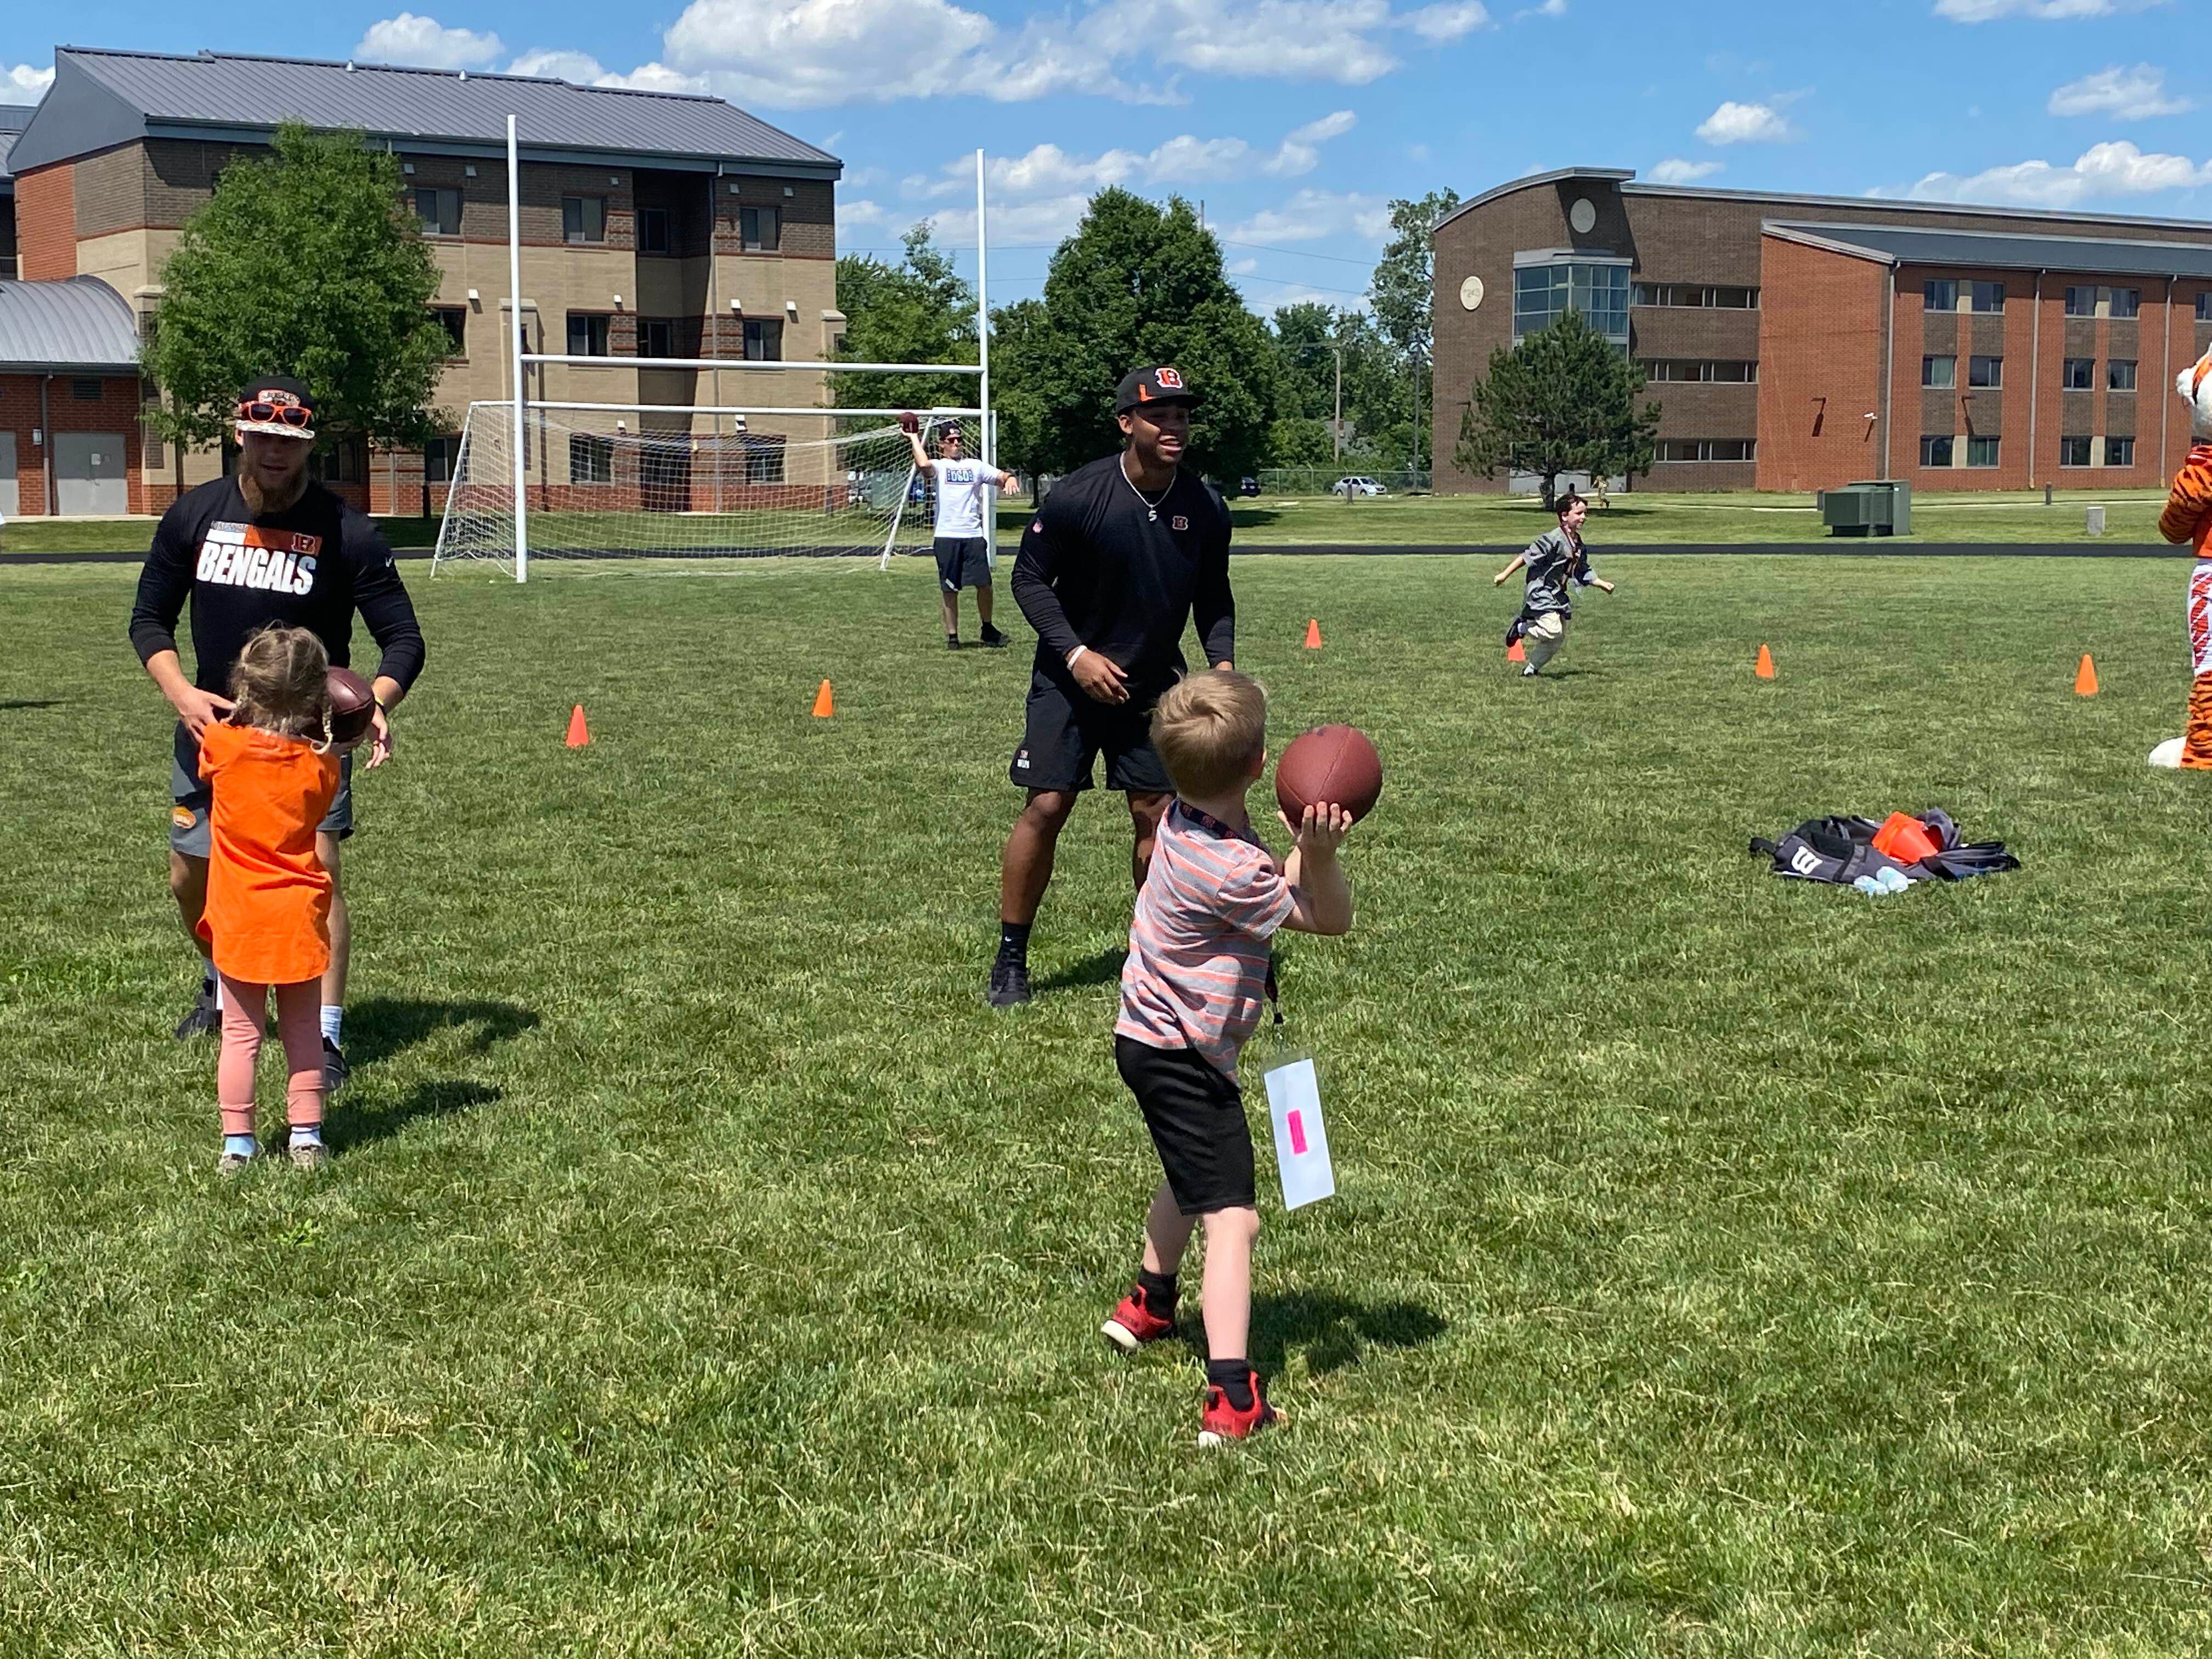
[1156,367,1184,390]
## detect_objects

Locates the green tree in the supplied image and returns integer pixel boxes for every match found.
[990,189,1277,481]
[1267,302,1415,471]
[832,224,979,422]
[1368,188,1459,471]
[1455,310,1660,507]
[144,122,450,461]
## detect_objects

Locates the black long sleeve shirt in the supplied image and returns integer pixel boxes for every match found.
[128,477,427,695]
[1010,454,1234,696]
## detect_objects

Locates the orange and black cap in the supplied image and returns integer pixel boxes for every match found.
[1115,365,1201,414]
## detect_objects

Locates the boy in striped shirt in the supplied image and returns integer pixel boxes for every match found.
[1101,670,1355,1445]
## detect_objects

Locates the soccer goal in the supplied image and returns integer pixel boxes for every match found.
[429,402,979,573]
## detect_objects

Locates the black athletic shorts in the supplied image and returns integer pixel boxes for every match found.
[934,536,992,591]
[170,720,353,858]
[1116,1035,1255,1215]
[1010,669,1172,794]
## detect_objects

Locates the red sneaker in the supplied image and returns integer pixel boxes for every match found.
[1198,1371,1283,1447]
[1099,1285,1176,1352]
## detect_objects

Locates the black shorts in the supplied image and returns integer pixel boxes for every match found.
[1010,670,1172,795]
[934,537,992,591]
[1116,1035,1255,1215]
[170,721,353,857]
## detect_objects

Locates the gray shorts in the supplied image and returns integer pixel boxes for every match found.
[935,536,992,592]
[170,721,353,858]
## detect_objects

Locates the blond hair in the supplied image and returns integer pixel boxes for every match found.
[228,624,332,747]
[1152,670,1267,800]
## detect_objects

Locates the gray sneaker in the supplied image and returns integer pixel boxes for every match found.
[175,982,220,1041]
[217,1149,255,1175]
[320,1038,349,1094]
[290,1141,330,1172]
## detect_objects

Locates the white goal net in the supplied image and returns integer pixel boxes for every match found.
[430,402,982,572]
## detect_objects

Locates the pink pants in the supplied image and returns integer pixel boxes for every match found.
[217,973,324,1138]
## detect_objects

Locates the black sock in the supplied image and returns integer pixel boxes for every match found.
[1206,1357,1255,1411]
[1137,1268,1177,1314]
[996,921,1031,965]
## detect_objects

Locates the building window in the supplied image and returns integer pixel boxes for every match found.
[562,195,607,244]
[640,319,677,359]
[2059,435,2091,467]
[308,437,366,485]
[1640,359,1757,382]
[1515,261,1630,341]
[425,435,458,484]
[638,207,670,255]
[2198,292,2212,323]
[2111,287,2141,320]
[743,434,787,483]
[1969,281,2005,313]
[1631,283,1757,309]
[1967,355,2003,389]
[566,313,611,357]
[1655,439,1755,462]
[1923,355,1956,389]
[433,306,467,357]
[743,318,783,361]
[70,377,103,400]
[1966,435,2000,467]
[2108,358,2137,391]
[414,187,460,237]
[2107,436,2136,466]
[1924,279,1958,312]
[740,205,780,252]
[2062,358,2094,390]
[1921,435,1956,467]
[2063,285,2096,317]
[569,434,614,484]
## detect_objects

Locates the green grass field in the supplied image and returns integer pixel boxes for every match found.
[7,554,2212,1655]
[0,486,2174,556]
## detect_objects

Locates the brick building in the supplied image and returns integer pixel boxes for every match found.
[0,275,144,516]
[1433,167,2212,494]
[2,46,843,516]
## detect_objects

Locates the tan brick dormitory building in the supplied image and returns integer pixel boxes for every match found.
[0,46,844,517]
[1432,167,2212,495]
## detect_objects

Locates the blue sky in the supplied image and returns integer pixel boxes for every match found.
[4,1,2207,315]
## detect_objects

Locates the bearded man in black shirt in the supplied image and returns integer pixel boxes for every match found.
[129,376,427,1086]
[988,366,1235,1007]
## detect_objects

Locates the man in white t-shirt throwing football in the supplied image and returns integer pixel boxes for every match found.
[905,416,1018,650]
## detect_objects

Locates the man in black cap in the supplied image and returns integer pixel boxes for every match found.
[988,365,1235,1007]
[129,375,428,1087]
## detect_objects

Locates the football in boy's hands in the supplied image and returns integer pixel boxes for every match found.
[898,410,920,434]
[1275,724,1383,823]
[327,667,375,745]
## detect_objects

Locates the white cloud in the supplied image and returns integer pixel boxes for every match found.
[1909,140,2212,206]
[2049,64,2190,119]
[1402,2,1491,41]
[1,63,52,101]
[1648,157,1724,184]
[949,111,1357,205]
[506,48,706,92]
[1223,188,1392,243]
[357,14,505,70]
[1936,0,2153,17]
[1516,0,1567,13]
[1696,100,1795,143]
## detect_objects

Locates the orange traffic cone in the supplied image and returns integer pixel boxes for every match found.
[565,704,590,748]
[1304,618,1323,650]
[1754,644,1775,680]
[811,679,835,718]
[1506,637,1526,663]
[2074,654,2098,696]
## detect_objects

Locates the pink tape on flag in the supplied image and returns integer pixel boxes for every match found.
[1287,1110,1307,1156]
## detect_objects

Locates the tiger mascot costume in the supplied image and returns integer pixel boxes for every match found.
[2153,346,2212,768]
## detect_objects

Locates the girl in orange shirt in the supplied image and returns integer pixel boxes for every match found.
[198,625,345,1172]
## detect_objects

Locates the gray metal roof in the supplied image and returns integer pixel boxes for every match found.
[0,276,141,370]
[9,47,839,178]
[0,101,31,189]
[1768,219,2212,278]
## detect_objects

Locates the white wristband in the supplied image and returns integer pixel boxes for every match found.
[1067,646,1088,668]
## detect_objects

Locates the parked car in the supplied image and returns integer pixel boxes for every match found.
[1238,476,1261,497]
[1330,476,1386,498]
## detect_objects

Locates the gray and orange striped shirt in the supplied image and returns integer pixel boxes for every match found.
[1116,802,1295,1080]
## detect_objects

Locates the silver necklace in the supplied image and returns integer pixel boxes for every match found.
[1120,453,1175,521]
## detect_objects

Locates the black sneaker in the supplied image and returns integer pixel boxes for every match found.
[174,981,220,1041]
[986,958,1032,1008]
[1503,618,1525,650]
[980,625,1008,649]
[946,635,961,651]
[321,1037,349,1094]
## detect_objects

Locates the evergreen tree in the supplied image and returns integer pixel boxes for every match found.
[1455,311,1660,506]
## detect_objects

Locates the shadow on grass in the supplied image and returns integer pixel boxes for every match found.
[1243,1291,1449,1378]
[330,1080,500,1153]
[1033,947,1126,995]
[346,996,541,1069]
[0,699,66,711]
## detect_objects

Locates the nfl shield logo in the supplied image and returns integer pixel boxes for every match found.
[1171,514,1189,531]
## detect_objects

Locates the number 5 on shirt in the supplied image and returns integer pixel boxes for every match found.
[1265,1057,1334,1210]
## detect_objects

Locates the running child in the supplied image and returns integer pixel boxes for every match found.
[198,625,348,1172]
[1098,670,1355,1446]
[1494,491,1615,676]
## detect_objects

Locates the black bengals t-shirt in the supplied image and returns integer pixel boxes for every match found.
[128,476,427,696]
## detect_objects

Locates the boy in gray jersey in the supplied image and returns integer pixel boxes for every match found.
[1494,492,1615,675]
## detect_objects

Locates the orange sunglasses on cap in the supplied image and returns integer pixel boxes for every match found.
[237,399,313,427]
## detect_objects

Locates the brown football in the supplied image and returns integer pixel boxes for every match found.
[327,667,375,745]
[898,410,920,433]
[1274,724,1383,823]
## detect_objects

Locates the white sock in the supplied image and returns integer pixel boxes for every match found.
[212,977,224,1011]
[320,1005,343,1047]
